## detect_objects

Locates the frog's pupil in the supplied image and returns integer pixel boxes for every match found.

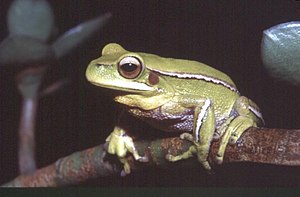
[122,63,137,72]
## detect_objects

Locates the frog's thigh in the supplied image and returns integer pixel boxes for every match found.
[194,100,216,171]
[213,116,234,140]
[167,99,215,170]
[216,116,255,164]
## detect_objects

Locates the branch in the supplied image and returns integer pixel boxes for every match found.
[39,79,71,98]
[2,127,299,187]
[16,66,46,174]
[18,98,38,174]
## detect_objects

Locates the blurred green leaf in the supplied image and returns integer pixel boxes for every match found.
[8,0,54,41]
[261,22,300,85]
[51,13,112,59]
[0,36,54,66]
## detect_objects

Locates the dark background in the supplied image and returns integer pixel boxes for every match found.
[0,0,299,186]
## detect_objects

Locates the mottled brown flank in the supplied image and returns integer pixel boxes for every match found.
[148,71,159,85]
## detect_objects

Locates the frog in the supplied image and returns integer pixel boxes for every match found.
[85,43,264,175]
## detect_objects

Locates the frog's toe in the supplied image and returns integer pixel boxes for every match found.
[166,145,196,162]
[213,132,221,140]
[120,158,131,176]
[120,170,127,177]
[229,135,239,144]
[200,160,212,171]
[194,143,213,172]
[137,155,149,162]
[229,118,255,145]
[215,128,232,164]
[123,137,148,162]
[215,151,224,164]
[179,132,194,142]
[197,154,212,171]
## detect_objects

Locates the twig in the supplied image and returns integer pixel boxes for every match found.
[2,127,299,187]
[18,98,38,174]
[39,79,71,98]
[16,66,46,174]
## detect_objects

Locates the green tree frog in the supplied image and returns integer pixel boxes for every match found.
[86,43,264,175]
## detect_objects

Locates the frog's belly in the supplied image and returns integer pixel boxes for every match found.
[128,105,231,133]
[128,107,194,132]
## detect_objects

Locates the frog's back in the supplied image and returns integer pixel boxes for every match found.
[140,53,237,91]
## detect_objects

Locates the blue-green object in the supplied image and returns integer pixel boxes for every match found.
[0,36,54,65]
[261,22,300,85]
[0,0,111,66]
[8,0,54,42]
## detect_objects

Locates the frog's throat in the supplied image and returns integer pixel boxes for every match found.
[148,67,239,94]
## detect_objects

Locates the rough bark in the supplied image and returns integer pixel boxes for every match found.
[2,127,299,187]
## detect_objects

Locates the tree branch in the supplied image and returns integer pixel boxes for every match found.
[2,127,299,187]
[18,98,38,174]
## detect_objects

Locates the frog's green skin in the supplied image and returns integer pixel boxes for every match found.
[86,43,264,175]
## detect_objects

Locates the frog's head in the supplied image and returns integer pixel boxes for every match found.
[86,43,173,110]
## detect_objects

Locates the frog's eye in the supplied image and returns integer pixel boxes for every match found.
[118,56,143,79]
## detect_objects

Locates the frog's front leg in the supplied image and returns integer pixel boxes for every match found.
[167,99,216,171]
[106,120,148,176]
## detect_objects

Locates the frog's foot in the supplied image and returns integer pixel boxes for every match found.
[229,118,255,145]
[166,132,196,161]
[215,116,255,164]
[166,132,212,171]
[166,144,197,162]
[106,127,148,176]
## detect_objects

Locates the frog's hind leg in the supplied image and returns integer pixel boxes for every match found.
[215,116,255,164]
[167,99,216,171]
[215,96,259,164]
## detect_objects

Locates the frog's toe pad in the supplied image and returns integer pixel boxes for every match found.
[179,132,194,141]
[137,156,149,162]
[229,135,241,145]
[197,156,212,171]
[165,154,179,162]
[215,154,224,165]
[119,158,131,176]
[166,145,197,162]
[165,153,191,162]
[120,170,127,177]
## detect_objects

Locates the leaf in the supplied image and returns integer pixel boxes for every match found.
[0,36,54,66]
[7,0,54,41]
[261,21,300,85]
[51,13,112,59]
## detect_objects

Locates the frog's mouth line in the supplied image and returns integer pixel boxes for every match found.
[89,81,156,94]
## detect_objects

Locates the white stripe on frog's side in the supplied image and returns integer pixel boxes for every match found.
[195,99,211,142]
[249,105,265,124]
[147,67,239,93]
